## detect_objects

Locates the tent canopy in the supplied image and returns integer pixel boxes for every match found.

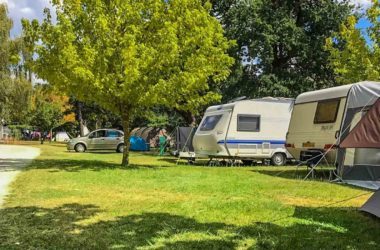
[130,136,150,151]
[360,190,380,218]
[176,127,195,152]
[335,82,380,218]
[340,99,380,149]
[337,82,380,185]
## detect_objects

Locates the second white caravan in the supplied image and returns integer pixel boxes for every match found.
[193,98,294,165]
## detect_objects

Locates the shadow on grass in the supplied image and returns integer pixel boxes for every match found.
[157,157,212,167]
[25,158,163,172]
[251,167,334,181]
[0,159,34,172]
[0,203,379,249]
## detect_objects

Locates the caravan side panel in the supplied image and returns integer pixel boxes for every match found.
[224,100,292,159]
[286,97,347,162]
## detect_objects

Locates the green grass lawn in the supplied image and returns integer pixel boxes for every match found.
[1,143,379,249]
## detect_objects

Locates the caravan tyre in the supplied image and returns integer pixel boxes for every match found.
[271,153,286,166]
[242,160,253,166]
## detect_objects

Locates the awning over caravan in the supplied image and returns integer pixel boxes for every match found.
[360,189,380,218]
[336,82,380,187]
[176,127,195,152]
[340,99,380,149]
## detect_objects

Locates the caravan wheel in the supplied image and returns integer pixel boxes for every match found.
[271,153,286,166]
[242,160,253,166]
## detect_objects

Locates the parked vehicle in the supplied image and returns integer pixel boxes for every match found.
[54,131,71,142]
[286,84,350,164]
[286,81,380,218]
[193,97,294,166]
[67,129,124,153]
[286,81,380,169]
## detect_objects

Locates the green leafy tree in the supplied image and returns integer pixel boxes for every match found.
[30,85,67,143]
[210,0,352,100]
[0,4,32,127]
[326,0,380,84]
[0,4,15,73]
[30,101,63,143]
[23,0,233,165]
[69,98,122,134]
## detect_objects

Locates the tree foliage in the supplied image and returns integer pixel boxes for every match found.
[30,85,73,135]
[69,98,122,133]
[210,0,352,100]
[23,0,234,165]
[0,4,32,126]
[326,0,380,84]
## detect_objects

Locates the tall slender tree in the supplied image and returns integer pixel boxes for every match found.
[0,4,32,128]
[326,0,380,84]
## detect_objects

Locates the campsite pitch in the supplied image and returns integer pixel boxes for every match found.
[0,143,379,249]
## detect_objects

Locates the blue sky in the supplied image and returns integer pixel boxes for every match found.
[0,0,55,38]
[0,0,375,38]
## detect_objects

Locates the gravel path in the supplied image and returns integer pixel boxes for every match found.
[0,145,40,207]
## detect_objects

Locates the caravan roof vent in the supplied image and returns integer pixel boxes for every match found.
[261,97,277,100]
[228,96,247,103]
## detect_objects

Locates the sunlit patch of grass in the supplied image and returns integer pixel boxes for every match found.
[0,142,379,249]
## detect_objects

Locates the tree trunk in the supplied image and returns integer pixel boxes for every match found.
[0,124,3,141]
[177,110,197,126]
[77,102,85,137]
[121,113,131,166]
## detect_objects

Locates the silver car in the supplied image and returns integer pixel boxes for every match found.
[67,129,125,153]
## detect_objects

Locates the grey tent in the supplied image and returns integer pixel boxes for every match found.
[130,127,163,148]
[176,127,195,152]
[336,82,380,190]
[360,190,380,218]
[334,81,380,218]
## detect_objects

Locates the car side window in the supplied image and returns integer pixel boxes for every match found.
[96,130,106,138]
[88,132,96,139]
[107,130,120,138]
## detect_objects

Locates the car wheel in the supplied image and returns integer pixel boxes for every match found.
[75,143,86,153]
[271,153,286,166]
[117,144,124,153]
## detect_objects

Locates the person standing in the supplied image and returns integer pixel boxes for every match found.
[158,129,167,156]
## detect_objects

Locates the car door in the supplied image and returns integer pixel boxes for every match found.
[105,130,122,149]
[87,130,107,150]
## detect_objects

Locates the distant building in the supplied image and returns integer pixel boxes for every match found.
[0,126,11,140]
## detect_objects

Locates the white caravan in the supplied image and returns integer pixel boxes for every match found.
[286,81,380,167]
[193,98,294,165]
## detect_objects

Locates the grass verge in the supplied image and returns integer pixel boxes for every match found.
[1,143,379,249]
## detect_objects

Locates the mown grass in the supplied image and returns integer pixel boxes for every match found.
[1,143,379,249]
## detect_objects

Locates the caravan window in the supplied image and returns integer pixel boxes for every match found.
[314,99,340,124]
[200,115,223,131]
[237,115,260,132]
